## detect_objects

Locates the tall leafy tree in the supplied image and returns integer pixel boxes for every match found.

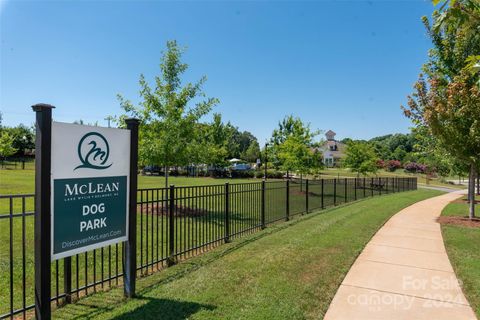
[242,141,260,163]
[403,0,480,218]
[343,141,378,176]
[270,115,321,175]
[203,113,230,168]
[118,40,219,186]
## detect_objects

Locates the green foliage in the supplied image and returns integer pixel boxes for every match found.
[368,133,416,162]
[277,136,312,173]
[242,140,260,163]
[117,40,219,171]
[343,141,378,176]
[403,0,480,217]
[0,124,35,155]
[0,132,18,159]
[271,115,319,146]
[270,115,322,174]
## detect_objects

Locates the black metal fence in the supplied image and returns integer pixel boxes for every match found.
[0,177,417,319]
[0,158,34,170]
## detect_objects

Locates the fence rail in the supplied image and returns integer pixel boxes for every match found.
[0,177,417,319]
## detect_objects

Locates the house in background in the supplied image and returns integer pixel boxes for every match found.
[319,130,346,167]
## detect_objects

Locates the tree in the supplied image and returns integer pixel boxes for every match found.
[242,141,260,163]
[277,135,313,174]
[202,113,230,168]
[118,40,219,186]
[0,124,35,156]
[343,141,378,176]
[270,115,321,171]
[403,0,480,218]
[0,132,18,160]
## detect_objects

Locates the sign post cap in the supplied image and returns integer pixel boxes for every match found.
[125,118,140,124]
[32,103,55,112]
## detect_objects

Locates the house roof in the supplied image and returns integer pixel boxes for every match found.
[325,130,336,136]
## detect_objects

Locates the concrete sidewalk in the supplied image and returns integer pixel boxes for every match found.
[324,191,477,320]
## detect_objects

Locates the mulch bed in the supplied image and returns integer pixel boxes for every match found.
[437,216,480,229]
[290,190,321,197]
[451,199,480,204]
[138,202,207,217]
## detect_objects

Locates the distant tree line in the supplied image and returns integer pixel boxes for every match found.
[0,115,35,160]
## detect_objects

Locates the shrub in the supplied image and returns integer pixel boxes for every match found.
[252,169,283,179]
[208,168,228,178]
[231,170,255,178]
[404,162,426,174]
[266,169,284,179]
[376,159,385,169]
[386,160,402,172]
[255,171,264,178]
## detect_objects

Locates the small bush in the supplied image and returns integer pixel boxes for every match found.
[231,170,255,178]
[255,171,264,178]
[404,162,426,174]
[266,169,284,179]
[386,160,402,172]
[252,170,283,179]
[376,159,385,169]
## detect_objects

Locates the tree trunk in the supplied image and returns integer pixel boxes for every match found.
[165,165,169,188]
[469,163,476,219]
[477,173,479,196]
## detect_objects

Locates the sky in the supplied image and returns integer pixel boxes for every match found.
[0,0,435,143]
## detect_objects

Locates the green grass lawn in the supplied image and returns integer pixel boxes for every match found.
[47,188,443,320]
[441,198,480,318]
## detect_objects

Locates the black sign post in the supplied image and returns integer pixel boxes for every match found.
[32,103,54,320]
[124,118,139,298]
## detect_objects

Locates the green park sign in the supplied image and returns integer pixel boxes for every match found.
[51,122,131,260]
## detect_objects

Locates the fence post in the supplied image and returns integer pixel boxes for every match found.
[305,179,309,214]
[321,179,324,209]
[371,177,374,197]
[124,118,139,298]
[354,178,357,200]
[64,257,72,304]
[261,180,266,229]
[344,178,347,203]
[286,180,290,221]
[379,178,382,196]
[363,177,366,198]
[225,183,230,243]
[32,103,54,320]
[334,179,337,206]
[167,185,175,266]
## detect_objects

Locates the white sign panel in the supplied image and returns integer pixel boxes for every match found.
[51,122,130,260]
